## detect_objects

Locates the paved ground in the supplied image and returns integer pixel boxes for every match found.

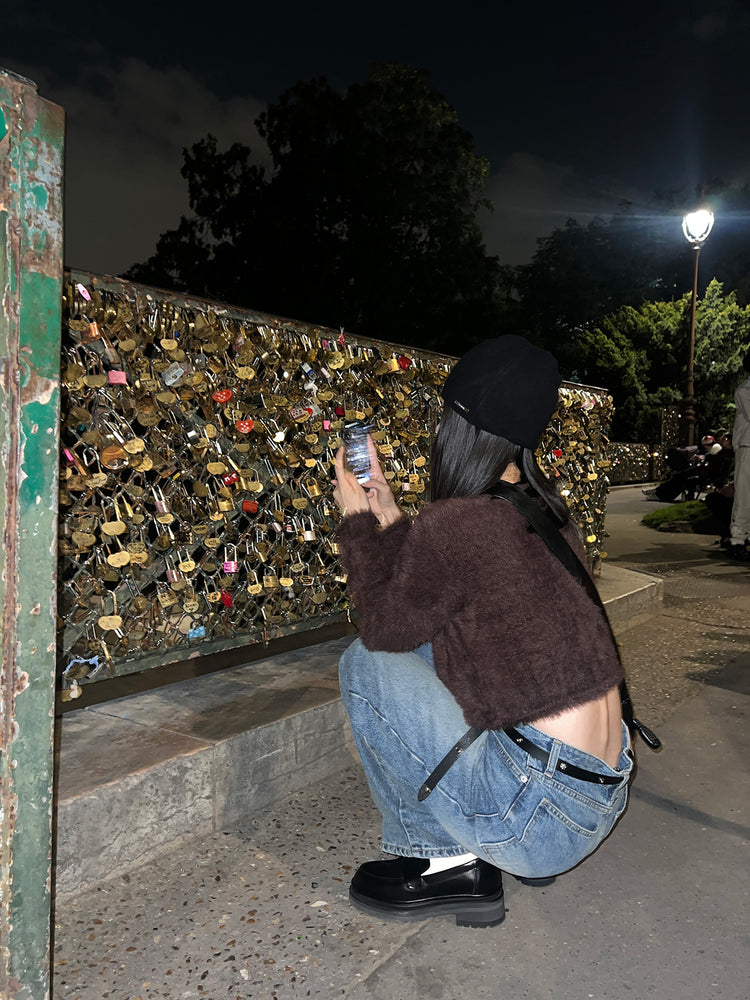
[52,486,750,1000]
[605,486,750,727]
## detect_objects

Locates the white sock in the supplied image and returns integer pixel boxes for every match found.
[424,852,477,874]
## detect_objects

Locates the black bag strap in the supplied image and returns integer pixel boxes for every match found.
[417,725,484,802]
[489,481,661,751]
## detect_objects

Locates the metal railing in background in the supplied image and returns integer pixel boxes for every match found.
[607,443,663,485]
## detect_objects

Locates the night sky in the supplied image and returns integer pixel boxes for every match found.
[4,1,749,278]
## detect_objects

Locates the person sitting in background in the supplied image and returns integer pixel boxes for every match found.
[704,429,733,489]
[642,430,728,503]
[700,430,735,547]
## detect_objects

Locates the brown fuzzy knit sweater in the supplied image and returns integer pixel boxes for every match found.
[335,494,623,731]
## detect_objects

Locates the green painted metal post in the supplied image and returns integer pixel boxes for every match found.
[0,70,64,999]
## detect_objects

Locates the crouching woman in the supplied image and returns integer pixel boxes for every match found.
[331,336,633,928]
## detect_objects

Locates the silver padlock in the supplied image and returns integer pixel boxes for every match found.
[162,361,186,386]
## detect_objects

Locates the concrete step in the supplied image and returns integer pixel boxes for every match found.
[54,564,663,898]
[595,563,664,631]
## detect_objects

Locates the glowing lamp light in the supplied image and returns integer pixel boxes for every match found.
[682,209,715,246]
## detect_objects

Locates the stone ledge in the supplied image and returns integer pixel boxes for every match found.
[54,568,662,897]
[597,563,664,633]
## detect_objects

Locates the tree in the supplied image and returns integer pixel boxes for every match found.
[517,209,686,361]
[126,64,504,354]
[692,279,750,429]
[574,280,750,441]
[516,184,750,375]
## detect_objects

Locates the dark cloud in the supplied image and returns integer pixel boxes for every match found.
[692,14,728,41]
[1,56,267,275]
[4,2,750,275]
[687,0,750,41]
[480,154,656,264]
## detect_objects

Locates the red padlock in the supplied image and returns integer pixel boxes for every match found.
[242,499,259,514]
[335,404,345,416]
[236,419,254,433]
[221,471,240,486]
[397,354,412,370]
[220,589,233,608]
[212,388,232,404]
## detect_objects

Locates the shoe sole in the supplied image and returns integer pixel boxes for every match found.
[513,874,557,887]
[349,887,506,928]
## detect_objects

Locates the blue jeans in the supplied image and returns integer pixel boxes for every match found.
[339,639,633,879]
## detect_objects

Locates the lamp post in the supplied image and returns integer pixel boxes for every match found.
[681,209,714,445]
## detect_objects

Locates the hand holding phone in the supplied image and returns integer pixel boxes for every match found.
[343,421,372,483]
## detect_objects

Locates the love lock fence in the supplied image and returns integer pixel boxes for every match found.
[58,271,613,699]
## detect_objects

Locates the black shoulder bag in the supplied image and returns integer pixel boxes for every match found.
[418,482,661,802]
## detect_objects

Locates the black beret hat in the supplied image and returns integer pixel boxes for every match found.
[441,335,561,449]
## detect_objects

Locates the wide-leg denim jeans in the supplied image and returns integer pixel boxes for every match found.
[339,638,633,879]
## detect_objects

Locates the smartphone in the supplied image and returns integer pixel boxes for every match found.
[343,420,372,483]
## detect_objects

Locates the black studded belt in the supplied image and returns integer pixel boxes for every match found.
[504,727,624,785]
[417,723,627,802]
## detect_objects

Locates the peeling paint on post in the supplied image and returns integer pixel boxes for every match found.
[0,70,63,999]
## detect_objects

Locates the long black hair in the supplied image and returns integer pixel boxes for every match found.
[429,405,569,526]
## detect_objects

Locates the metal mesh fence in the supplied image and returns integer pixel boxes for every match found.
[58,271,613,695]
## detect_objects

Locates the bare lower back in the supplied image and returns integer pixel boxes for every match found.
[531,685,624,768]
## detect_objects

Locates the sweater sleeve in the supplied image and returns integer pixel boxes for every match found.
[335,505,467,651]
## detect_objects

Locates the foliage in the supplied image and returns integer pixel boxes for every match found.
[517,181,750,357]
[126,63,504,354]
[511,185,750,441]
[641,500,715,531]
[517,210,685,354]
[692,280,750,428]
[570,280,750,441]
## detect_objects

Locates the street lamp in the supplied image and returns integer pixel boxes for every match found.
[681,209,715,445]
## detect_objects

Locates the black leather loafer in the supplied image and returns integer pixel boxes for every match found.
[349,857,505,927]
